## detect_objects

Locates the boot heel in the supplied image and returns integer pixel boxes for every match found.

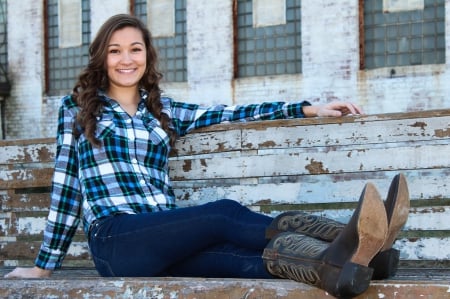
[335,261,374,298]
[370,248,400,280]
[318,261,373,298]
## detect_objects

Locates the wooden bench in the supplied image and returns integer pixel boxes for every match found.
[1,110,450,298]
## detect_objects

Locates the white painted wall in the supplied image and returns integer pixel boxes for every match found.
[6,0,45,139]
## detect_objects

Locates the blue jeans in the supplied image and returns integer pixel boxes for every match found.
[88,199,274,278]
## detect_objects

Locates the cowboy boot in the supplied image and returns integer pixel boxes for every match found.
[263,182,388,298]
[265,173,410,279]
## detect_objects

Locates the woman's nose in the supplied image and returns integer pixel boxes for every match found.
[120,51,132,63]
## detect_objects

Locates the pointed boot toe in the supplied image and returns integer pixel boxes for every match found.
[369,173,410,279]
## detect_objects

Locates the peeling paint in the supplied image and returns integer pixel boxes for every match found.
[305,159,329,174]
[182,160,192,172]
[410,121,427,130]
[18,216,46,235]
[258,140,276,148]
[200,159,207,168]
[435,128,450,138]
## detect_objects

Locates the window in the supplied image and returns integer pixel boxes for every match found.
[134,0,187,82]
[0,0,8,93]
[363,0,445,69]
[236,0,302,77]
[46,0,90,95]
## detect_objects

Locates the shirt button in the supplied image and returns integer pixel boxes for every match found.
[140,179,146,185]
[131,158,138,164]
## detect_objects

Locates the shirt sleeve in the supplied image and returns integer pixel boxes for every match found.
[161,97,312,136]
[35,96,82,270]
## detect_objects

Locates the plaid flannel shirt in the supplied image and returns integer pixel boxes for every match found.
[35,90,311,269]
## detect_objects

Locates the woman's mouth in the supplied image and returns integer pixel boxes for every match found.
[117,68,136,74]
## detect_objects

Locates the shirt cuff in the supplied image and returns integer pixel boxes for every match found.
[34,244,65,270]
[286,101,312,118]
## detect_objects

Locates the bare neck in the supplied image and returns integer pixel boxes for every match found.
[107,87,140,116]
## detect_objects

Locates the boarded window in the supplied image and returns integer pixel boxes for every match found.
[363,0,445,69]
[148,0,175,37]
[46,0,90,95]
[253,0,286,27]
[58,0,82,48]
[134,0,187,82]
[236,0,302,77]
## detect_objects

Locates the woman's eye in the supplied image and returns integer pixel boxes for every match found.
[132,47,143,52]
[109,49,119,54]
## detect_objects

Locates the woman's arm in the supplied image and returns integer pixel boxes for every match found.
[5,96,83,278]
[164,97,363,136]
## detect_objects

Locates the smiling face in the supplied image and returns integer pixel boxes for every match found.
[106,26,147,95]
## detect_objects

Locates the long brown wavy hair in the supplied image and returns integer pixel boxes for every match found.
[72,14,176,147]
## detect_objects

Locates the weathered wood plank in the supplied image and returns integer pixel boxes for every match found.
[241,115,450,150]
[172,169,450,204]
[0,211,84,237]
[1,275,449,299]
[0,190,52,212]
[0,168,54,189]
[0,240,90,263]
[169,144,450,180]
[0,142,55,164]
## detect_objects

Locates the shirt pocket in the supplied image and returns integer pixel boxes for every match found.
[143,117,169,146]
[95,116,116,140]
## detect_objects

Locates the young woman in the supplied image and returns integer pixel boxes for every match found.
[5,14,409,298]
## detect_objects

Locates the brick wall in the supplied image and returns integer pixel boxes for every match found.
[4,0,450,140]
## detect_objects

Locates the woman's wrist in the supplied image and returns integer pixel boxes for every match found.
[33,266,53,277]
[302,105,318,118]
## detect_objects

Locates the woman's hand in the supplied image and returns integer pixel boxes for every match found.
[303,101,364,118]
[4,266,52,278]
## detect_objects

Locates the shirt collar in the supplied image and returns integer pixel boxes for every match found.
[97,89,149,116]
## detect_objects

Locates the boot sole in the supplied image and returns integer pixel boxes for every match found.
[350,182,388,266]
[381,173,410,251]
[369,173,410,279]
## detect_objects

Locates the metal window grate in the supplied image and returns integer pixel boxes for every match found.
[134,0,187,82]
[0,0,8,86]
[46,0,90,95]
[236,0,302,77]
[364,0,445,69]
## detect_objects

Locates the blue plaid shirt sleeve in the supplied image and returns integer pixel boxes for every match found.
[161,97,311,136]
[35,96,82,270]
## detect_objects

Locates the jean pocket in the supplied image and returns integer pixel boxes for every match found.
[88,216,116,248]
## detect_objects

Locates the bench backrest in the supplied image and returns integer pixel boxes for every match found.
[1,110,449,267]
